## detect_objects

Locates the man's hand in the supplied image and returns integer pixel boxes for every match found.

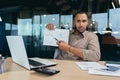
[46,23,55,30]
[57,40,70,52]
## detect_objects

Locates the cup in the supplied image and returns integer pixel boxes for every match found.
[0,57,6,74]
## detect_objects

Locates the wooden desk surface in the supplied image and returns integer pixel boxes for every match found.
[0,58,120,80]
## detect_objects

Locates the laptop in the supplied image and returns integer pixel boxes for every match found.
[6,36,57,70]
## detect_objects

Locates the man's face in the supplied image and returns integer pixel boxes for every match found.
[73,13,88,33]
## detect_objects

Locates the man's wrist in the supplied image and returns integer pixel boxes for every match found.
[69,46,71,52]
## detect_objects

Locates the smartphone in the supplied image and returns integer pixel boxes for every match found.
[34,68,60,75]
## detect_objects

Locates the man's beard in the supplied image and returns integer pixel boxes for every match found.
[73,27,85,34]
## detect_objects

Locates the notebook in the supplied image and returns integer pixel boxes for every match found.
[6,36,57,70]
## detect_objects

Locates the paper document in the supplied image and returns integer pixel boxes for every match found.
[88,63,120,77]
[75,62,107,70]
[76,61,120,77]
[43,28,69,46]
[88,69,120,77]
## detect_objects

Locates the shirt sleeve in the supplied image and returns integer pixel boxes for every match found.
[82,34,101,61]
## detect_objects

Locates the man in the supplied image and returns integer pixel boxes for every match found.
[46,12,100,61]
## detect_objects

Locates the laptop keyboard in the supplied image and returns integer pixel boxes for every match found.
[28,59,45,66]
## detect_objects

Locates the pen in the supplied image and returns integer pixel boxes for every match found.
[54,38,59,42]
[54,38,61,43]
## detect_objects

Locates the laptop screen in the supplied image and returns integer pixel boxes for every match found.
[6,36,31,70]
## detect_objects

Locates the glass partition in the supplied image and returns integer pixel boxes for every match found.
[92,13,107,34]
[92,8,120,61]
[109,8,120,37]
[60,15,73,30]
[18,19,32,36]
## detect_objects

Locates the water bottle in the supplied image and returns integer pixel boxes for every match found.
[0,54,6,74]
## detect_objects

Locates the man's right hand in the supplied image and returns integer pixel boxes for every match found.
[46,23,55,30]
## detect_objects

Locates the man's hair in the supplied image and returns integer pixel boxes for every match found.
[73,11,89,20]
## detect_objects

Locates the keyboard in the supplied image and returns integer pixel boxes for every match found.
[28,59,45,66]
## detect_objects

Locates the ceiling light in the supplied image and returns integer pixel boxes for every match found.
[119,0,120,5]
[0,17,2,22]
[112,2,115,9]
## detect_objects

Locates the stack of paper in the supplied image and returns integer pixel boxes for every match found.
[88,70,120,77]
[75,62,107,70]
[76,62,120,77]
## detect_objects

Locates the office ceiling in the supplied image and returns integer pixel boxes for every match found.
[0,0,119,14]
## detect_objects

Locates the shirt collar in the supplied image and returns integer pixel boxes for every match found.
[82,30,87,37]
[71,30,87,38]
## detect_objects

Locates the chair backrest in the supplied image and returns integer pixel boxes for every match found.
[102,36,117,44]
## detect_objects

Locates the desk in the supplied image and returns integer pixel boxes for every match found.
[0,58,119,80]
